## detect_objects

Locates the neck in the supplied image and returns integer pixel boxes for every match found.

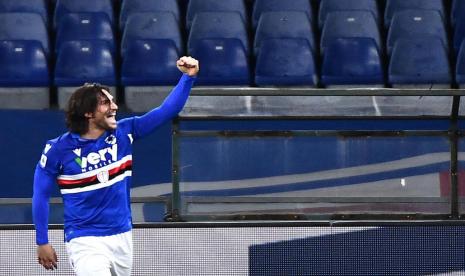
[81,126,105,139]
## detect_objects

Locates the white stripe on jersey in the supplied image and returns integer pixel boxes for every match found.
[58,155,132,180]
[60,171,132,194]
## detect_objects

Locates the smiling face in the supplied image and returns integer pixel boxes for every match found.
[87,89,118,132]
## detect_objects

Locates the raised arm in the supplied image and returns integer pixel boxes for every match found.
[132,56,199,138]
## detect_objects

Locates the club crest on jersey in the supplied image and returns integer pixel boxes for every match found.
[73,144,118,172]
[97,170,109,183]
[105,134,116,145]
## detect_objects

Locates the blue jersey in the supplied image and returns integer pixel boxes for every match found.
[33,74,195,245]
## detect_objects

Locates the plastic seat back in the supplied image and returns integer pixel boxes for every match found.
[54,0,114,29]
[55,40,116,86]
[56,12,115,54]
[384,0,445,28]
[121,12,182,57]
[254,11,315,56]
[120,0,179,31]
[186,0,246,31]
[0,0,48,26]
[122,39,181,86]
[255,38,317,86]
[0,40,49,86]
[321,37,384,86]
[190,38,251,85]
[252,0,312,29]
[319,0,379,29]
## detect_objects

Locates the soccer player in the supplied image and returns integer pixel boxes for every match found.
[33,56,199,275]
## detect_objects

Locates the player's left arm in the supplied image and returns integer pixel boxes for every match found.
[132,56,199,138]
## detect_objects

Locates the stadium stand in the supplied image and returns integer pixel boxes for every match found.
[320,11,381,55]
[54,0,114,29]
[55,12,115,54]
[0,13,49,56]
[388,38,451,88]
[55,40,116,108]
[252,0,313,29]
[119,0,180,31]
[255,38,317,86]
[318,0,379,30]
[387,10,448,55]
[190,38,251,85]
[186,0,247,31]
[0,0,49,26]
[121,12,183,57]
[321,37,384,87]
[0,40,50,109]
[188,12,249,55]
[384,0,446,29]
[254,11,315,56]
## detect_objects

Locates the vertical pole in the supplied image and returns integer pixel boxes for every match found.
[171,117,181,221]
[450,96,460,219]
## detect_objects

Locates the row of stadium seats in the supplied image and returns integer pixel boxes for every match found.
[0,0,464,93]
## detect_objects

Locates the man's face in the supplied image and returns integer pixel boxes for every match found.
[89,89,118,131]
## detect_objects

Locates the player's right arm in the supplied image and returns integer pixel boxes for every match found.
[32,142,60,270]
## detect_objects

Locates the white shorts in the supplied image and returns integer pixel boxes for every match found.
[65,231,133,276]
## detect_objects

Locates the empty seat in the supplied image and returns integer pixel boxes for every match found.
[56,12,115,54]
[0,0,48,26]
[389,38,451,87]
[384,0,445,29]
[188,12,249,55]
[121,12,182,57]
[186,0,247,31]
[0,13,49,56]
[190,38,250,85]
[321,38,384,87]
[0,40,49,86]
[457,41,465,88]
[54,0,114,29]
[452,0,465,27]
[252,0,313,29]
[255,38,317,86]
[120,0,179,31]
[387,10,447,55]
[55,40,116,86]
[254,11,315,56]
[320,11,381,55]
[318,0,379,30]
[122,39,181,86]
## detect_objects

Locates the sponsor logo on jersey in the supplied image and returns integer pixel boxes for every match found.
[97,170,110,183]
[73,144,118,172]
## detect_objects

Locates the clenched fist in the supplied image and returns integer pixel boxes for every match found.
[176,56,199,77]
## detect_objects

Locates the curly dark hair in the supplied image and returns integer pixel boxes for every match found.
[65,83,111,135]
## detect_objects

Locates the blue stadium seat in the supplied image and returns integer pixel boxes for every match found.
[321,38,384,87]
[56,12,115,54]
[54,0,114,29]
[121,12,182,57]
[190,38,251,85]
[320,11,381,55]
[120,0,179,31]
[121,39,181,86]
[252,0,313,29]
[55,40,116,86]
[254,11,315,56]
[0,13,49,56]
[457,41,465,87]
[452,0,465,27]
[0,0,48,26]
[387,10,447,55]
[318,0,379,30]
[384,0,445,29]
[186,0,247,31]
[454,18,465,54]
[188,12,249,55]
[388,38,451,87]
[255,38,317,86]
[0,40,49,86]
